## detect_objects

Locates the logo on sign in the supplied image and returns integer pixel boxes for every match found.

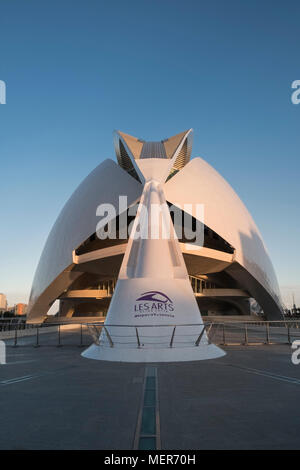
[134,291,175,318]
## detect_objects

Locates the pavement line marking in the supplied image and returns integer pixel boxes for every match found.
[133,366,161,450]
[1,375,36,385]
[155,367,161,450]
[5,360,39,365]
[133,369,147,450]
[225,363,300,385]
[0,365,77,386]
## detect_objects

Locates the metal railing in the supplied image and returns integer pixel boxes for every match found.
[0,318,28,331]
[209,320,300,346]
[85,323,212,349]
[2,320,300,349]
[83,320,300,349]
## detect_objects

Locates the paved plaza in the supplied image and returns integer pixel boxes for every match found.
[0,328,300,449]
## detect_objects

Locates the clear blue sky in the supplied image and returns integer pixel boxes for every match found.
[0,0,299,308]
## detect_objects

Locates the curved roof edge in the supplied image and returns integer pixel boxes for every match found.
[27,158,142,323]
[164,156,283,319]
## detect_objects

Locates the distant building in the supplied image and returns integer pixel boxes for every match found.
[0,293,7,311]
[15,303,27,316]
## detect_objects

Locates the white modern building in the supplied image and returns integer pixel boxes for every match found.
[27,129,283,361]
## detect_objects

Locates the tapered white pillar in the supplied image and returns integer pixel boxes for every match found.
[82,173,225,362]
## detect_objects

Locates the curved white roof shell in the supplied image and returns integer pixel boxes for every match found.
[27,159,142,322]
[165,157,282,318]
